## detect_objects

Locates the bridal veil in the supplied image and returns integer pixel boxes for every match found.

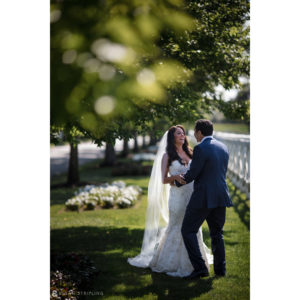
[128,131,169,267]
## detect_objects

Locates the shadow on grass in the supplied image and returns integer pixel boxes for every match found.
[124,271,214,300]
[51,188,77,205]
[51,226,214,299]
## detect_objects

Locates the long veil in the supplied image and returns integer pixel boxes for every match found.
[128,131,170,268]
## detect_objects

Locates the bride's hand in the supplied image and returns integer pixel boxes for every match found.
[173,175,186,185]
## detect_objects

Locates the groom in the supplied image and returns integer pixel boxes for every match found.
[174,119,233,279]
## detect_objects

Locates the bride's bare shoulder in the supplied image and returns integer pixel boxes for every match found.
[161,153,169,166]
[161,153,169,162]
[162,152,168,159]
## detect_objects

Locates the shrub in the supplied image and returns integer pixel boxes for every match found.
[100,196,115,208]
[84,199,97,210]
[65,198,82,211]
[116,197,132,208]
[244,211,250,224]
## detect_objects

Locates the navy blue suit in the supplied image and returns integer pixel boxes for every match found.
[179,137,233,275]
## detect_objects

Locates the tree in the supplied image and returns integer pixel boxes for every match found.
[102,142,116,166]
[51,0,249,147]
[142,135,147,149]
[121,138,129,158]
[218,82,250,126]
[133,133,139,153]
[50,124,84,186]
[67,141,79,185]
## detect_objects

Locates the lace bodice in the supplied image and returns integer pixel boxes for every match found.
[168,159,191,176]
[168,160,193,197]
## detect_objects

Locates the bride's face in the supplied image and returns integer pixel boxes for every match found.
[174,127,185,145]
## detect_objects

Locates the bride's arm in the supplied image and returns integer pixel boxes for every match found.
[161,153,176,185]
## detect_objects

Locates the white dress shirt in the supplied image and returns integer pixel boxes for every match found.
[199,135,213,144]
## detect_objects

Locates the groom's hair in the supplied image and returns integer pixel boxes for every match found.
[195,119,213,136]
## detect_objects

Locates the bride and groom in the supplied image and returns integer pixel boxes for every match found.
[128,119,233,279]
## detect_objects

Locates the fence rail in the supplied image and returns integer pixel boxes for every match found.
[214,132,250,199]
[188,131,250,199]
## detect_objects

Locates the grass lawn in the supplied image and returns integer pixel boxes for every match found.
[51,159,249,300]
[214,123,249,134]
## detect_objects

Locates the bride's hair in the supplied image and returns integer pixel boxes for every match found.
[166,125,193,167]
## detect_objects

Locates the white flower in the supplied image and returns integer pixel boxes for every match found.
[101,196,114,203]
[65,197,83,209]
[111,180,126,189]
[66,182,141,209]
[116,198,132,208]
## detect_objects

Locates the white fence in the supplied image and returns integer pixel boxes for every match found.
[188,131,250,199]
[214,132,250,199]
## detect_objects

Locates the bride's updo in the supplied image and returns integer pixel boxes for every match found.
[166,125,193,167]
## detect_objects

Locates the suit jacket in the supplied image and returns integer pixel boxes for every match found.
[180,137,233,209]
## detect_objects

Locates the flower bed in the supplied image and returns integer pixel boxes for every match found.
[65,181,142,211]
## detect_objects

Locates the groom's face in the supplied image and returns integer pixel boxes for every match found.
[194,129,204,142]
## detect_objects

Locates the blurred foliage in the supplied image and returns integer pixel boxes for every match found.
[50,123,85,145]
[50,270,77,300]
[51,0,249,145]
[218,82,250,125]
[51,252,99,299]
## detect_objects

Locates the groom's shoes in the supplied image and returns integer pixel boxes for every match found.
[214,271,226,277]
[184,269,209,280]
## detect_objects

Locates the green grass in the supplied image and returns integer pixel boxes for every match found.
[214,123,249,134]
[51,159,249,300]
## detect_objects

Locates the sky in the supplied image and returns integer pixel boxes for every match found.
[215,76,249,101]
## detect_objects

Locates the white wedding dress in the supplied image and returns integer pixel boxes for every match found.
[128,131,213,278]
[148,160,212,277]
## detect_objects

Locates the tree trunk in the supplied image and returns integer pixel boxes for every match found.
[67,141,80,186]
[149,133,157,146]
[102,142,116,166]
[121,139,129,158]
[133,133,139,153]
[142,135,147,149]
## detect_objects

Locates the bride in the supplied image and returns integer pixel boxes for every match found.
[128,125,213,277]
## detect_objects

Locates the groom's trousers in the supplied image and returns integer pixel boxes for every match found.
[181,206,226,274]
